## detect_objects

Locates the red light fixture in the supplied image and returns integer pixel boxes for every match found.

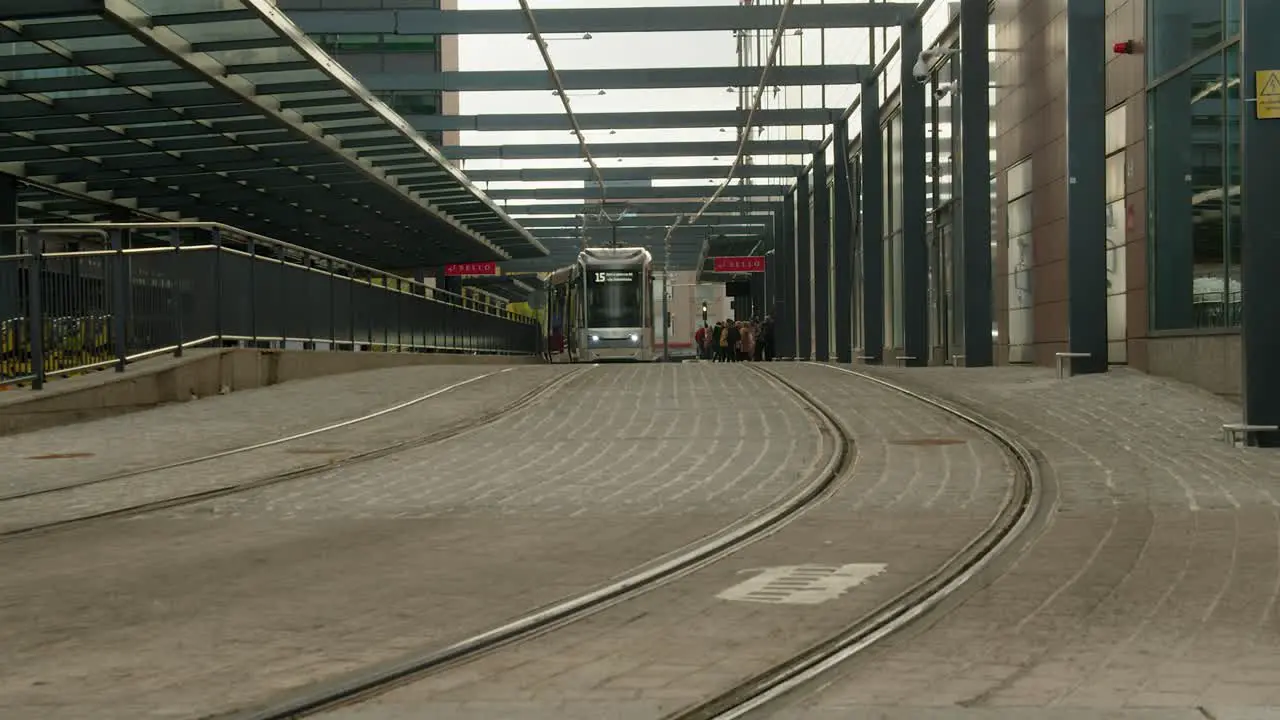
[1113,40,1136,54]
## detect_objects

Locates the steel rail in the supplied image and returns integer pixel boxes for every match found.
[210,362,852,720]
[665,362,1043,720]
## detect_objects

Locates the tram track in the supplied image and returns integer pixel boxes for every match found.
[208,362,854,720]
[663,363,1044,720]
[1,366,590,540]
[194,362,1040,720]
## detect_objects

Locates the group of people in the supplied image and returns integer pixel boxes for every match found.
[694,316,774,362]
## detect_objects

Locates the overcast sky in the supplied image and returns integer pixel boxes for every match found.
[452,0,900,218]
[443,0,969,240]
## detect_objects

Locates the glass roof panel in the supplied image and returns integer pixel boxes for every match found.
[54,36,145,53]
[235,68,328,84]
[133,0,244,14]
[203,46,305,67]
[163,19,279,46]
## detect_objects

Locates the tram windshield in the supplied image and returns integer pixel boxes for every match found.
[585,268,644,328]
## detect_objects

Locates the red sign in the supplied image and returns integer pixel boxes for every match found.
[445,261,498,276]
[712,256,766,273]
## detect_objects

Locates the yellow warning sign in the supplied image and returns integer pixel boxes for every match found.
[1258,70,1280,119]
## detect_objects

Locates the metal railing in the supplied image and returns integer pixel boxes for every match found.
[0,222,540,389]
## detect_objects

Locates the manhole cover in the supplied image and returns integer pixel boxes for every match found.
[26,452,95,460]
[890,438,968,447]
[285,448,348,455]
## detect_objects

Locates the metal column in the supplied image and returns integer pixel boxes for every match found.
[1064,0,1108,374]
[779,192,797,358]
[812,150,832,361]
[764,248,776,321]
[795,171,813,360]
[958,0,994,366]
[860,79,885,363]
[1241,0,1280,445]
[900,19,929,366]
[0,174,16,255]
[832,120,855,363]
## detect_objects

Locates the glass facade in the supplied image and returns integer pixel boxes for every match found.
[1148,0,1243,330]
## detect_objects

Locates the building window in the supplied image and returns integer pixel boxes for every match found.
[1149,0,1237,81]
[1005,158,1033,363]
[1148,36,1242,330]
[1104,106,1128,363]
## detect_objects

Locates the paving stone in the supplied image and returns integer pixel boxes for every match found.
[0,366,572,534]
[0,364,530,498]
[324,363,1015,718]
[0,364,820,720]
[776,363,1280,717]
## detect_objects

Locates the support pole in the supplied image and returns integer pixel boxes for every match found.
[780,192,797,358]
[900,18,929,366]
[958,0,994,366]
[832,119,854,364]
[860,78,885,363]
[1241,0,1280,445]
[1064,0,1108,374]
[0,174,16,256]
[795,171,812,360]
[812,149,832,361]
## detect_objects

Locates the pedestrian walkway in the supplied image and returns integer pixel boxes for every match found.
[776,363,1280,717]
[0,364,822,719]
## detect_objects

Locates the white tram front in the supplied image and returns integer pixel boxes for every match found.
[545,247,655,362]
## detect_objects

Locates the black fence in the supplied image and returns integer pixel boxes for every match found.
[0,223,540,388]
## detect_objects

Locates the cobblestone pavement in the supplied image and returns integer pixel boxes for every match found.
[770,364,1280,717]
[1,364,526,498]
[0,364,822,719]
[0,366,572,534]
[321,363,1017,720]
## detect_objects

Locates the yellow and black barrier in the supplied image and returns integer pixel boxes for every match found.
[0,315,117,386]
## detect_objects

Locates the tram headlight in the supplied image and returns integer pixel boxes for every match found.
[590,334,600,343]
[628,333,639,342]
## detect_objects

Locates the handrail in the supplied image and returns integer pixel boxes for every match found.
[0,220,532,313]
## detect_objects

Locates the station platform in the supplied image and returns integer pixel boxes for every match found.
[1,362,1278,719]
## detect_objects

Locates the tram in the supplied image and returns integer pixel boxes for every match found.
[545,247,655,362]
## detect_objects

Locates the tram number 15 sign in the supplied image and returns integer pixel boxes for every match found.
[712,256,766,273]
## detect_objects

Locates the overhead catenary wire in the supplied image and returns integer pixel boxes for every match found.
[518,0,623,226]
[664,0,798,249]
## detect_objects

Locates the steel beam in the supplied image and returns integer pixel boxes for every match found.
[7,0,102,19]
[812,152,832,362]
[1239,0,1280,443]
[506,201,777,215]
[899,19,929,367]
[467,165,801,182]
[832,120,854,364]
[958,0,994,367]
[519,216,766,229]
[365,65,869,93]
[488,184,785,201]
[410,109,840,133]
[795,171,813,361]
[291,4,916,35]
[860,78,884,363]
[1064,0,1109,375]
[442,139,818,160]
